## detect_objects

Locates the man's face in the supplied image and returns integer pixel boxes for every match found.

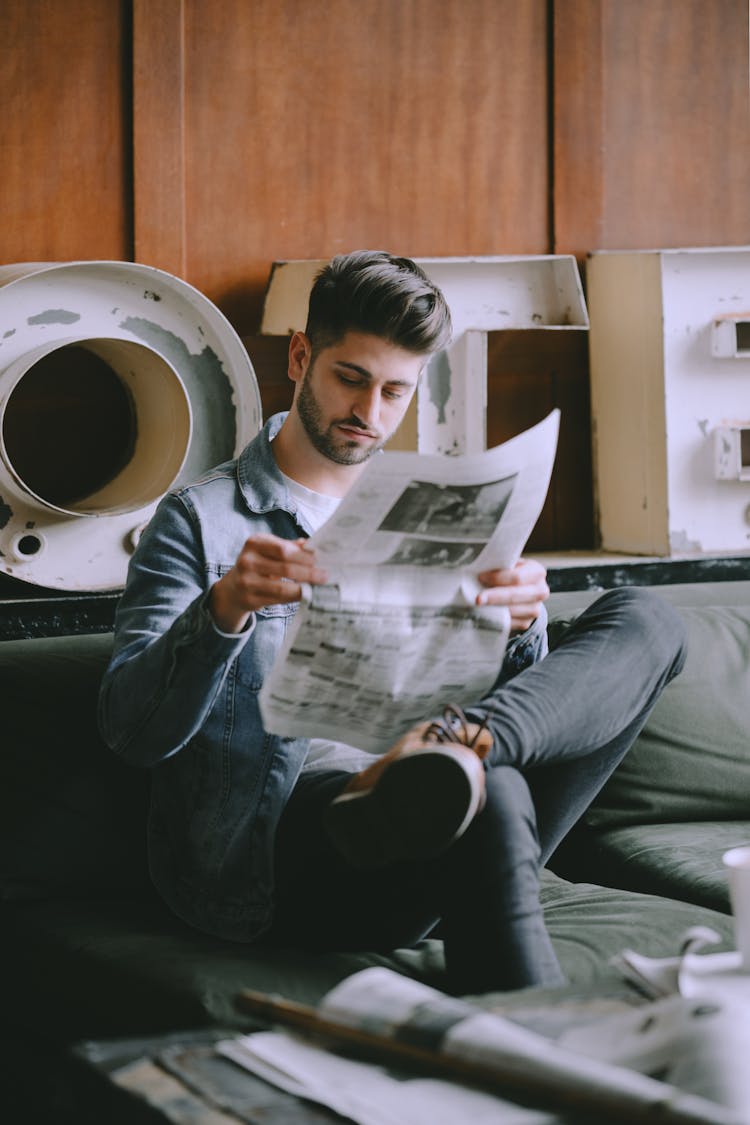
[291,331,425,466]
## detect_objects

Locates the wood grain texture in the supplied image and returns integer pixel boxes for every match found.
[601,0,750,250]
[242,334,293,420]
[552,0,605,258]
[0,0,132,262]
[180,0,550,332]
[487,329,593,550]
[133,0,186,275]
[554,0,750,258]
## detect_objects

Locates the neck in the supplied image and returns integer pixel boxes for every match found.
[272,410,368,498]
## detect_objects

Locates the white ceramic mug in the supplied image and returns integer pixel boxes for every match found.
[723,845,750,969]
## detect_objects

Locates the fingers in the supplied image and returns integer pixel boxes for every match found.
[475,557,549,632]
[209,535,327,633]
[232,535,327,608]
[476,557,549,601]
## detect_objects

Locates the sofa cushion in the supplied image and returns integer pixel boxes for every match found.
[552,820,749,915]
[552,604,750,830]
[539,868,734,985]
[1,870,735,1039]
[1,894,428,1039]
[0,633,150,901]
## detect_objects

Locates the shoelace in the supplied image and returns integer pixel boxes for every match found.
[424,704,491,750]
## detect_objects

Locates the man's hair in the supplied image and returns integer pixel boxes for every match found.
[304,250,452,359]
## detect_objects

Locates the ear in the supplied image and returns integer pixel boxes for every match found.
[288,331,312,386]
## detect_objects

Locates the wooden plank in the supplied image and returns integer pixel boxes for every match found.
[600,0,750,249]
[112,1057,244,1123]
[132,0,187,275]
[546,554,750,593]
[552,0,605,259]
[179,0,550,334]
[0,0,132,261]
[242,335,292,421]
[0,591,119,640]
[553,0,750,257]
[161,1043,341,1123]
[487,329,593,550]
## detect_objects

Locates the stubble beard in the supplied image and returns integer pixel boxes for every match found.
[296,374,386,466]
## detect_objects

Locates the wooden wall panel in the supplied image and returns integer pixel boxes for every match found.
[0,0,132,263]
[487,330,593,550]
[173,0,550,334]
[133,0,186,276]
[554,0,750,258]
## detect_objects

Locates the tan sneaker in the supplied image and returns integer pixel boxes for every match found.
[323,706,491,869]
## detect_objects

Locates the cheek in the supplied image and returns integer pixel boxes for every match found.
[385,397,413,426]
[333,393,357,421]
[324,383,352,415]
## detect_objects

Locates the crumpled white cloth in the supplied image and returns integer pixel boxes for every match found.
[613,925,750,1003]
[593,927,750,1120]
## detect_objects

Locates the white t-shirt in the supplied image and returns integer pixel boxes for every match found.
[280,470,376,774]
[281,471,341,531]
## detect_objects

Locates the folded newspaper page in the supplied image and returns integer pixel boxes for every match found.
[224,965,745,1125]
[260,410,560,752]
[218,1031,556,1125]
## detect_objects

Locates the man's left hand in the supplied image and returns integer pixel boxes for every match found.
[476,557,549,634]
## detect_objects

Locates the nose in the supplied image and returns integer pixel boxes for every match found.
[352,386,382,430]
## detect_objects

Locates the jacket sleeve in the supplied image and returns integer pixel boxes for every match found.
[98,491,253,768]
[496,604,549,687]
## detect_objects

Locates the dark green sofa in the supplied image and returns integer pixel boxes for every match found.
[546,581,750,915]
[1,580,748,1116]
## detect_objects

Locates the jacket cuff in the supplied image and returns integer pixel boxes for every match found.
[174,589,256,664]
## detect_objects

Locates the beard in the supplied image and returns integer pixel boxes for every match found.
[296,374,387,465]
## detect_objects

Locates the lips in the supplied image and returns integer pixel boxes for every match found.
[336,423,379,441]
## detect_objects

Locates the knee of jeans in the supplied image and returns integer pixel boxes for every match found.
[479,767,540,853]
[592,587,688,675]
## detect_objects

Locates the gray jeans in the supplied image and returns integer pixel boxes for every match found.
[267,587,687,993]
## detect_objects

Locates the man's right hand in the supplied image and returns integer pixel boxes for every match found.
[209,534,327,634]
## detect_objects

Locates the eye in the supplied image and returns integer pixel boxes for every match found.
[383,388,406,400]
[338,374,363,388]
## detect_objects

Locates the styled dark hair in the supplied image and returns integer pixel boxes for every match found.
[304,250,452,359]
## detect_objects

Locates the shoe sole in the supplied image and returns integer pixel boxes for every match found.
[323,748,484,869]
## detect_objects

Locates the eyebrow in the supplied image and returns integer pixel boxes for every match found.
[334,361,418,387]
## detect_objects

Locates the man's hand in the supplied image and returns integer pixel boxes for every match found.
[209,534,327,634]
[475,557,549,634]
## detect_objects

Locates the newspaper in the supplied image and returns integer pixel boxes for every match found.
[218,1031,557,1124]
[259,410,560,753]
[220,964,746,1125]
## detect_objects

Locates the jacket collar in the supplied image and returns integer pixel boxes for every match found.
[236,412,293,516]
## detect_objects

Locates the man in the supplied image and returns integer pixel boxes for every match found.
[99,250,686,994]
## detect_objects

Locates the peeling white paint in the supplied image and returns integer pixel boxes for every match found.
[426,351,452,425]
[26,309,81,325]
[0,261,262,591]
[589,247,750,555]
[670,528,703,553]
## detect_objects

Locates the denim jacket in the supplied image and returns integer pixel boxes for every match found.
[98,413,547,942]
